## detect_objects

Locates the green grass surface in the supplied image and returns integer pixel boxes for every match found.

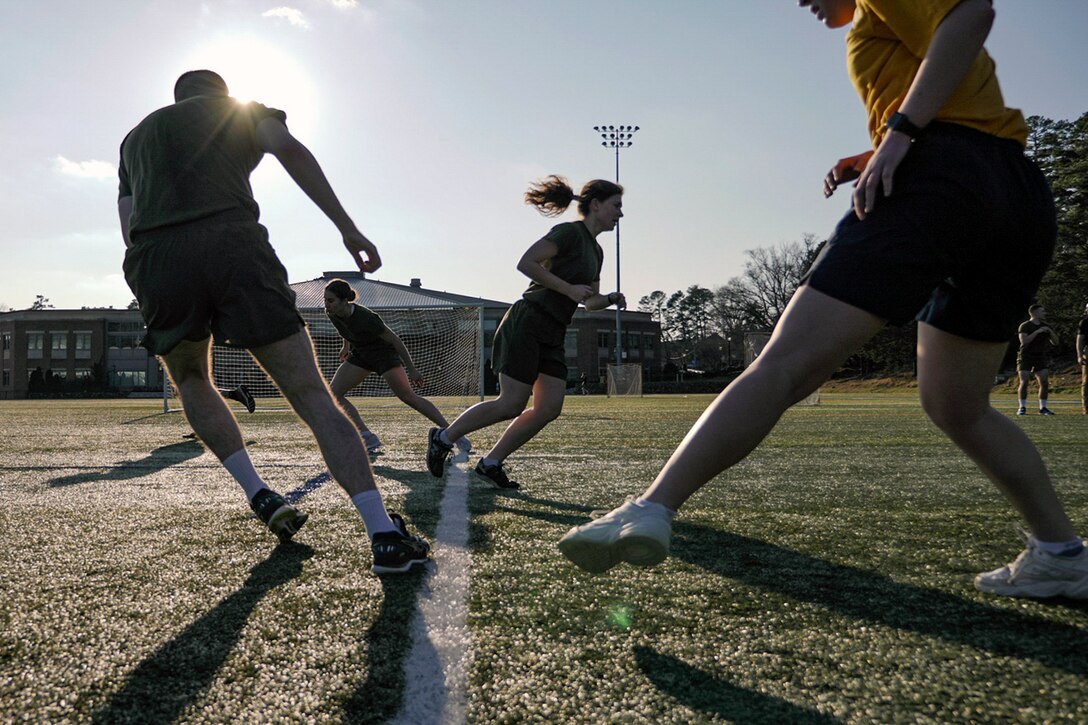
[1,393,1086,723]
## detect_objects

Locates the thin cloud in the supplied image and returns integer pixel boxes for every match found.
[54,156,116,181]
[262,6,310,28]
[330,0,358,7]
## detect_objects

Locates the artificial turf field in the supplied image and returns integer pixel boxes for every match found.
[1,393,1087,723]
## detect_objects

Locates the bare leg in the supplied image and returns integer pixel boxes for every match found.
[1017,372,1030,403]
[384,367,450,428]
[250,331,377,496]
[485,374,566,462]
[916,324,1075,541]
[329,361,374,435]
[642,287,885,510]
[1036,371,1050,406]
[162,338,245,460]
[444,374,532,442]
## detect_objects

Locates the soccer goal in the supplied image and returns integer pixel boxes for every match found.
[743,331,820,406]
[164,306,484,412]
[606,363,643,397]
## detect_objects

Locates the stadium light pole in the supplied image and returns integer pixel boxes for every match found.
[593,124,638,366]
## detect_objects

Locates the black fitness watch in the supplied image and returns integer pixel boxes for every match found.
[886,112,925,140]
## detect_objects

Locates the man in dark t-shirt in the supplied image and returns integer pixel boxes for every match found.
[117,70,429,573]
[1016,304,1059,415]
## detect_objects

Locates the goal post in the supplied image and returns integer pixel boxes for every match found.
[743,331,819,406]
[165,305,484,412]
[606,363,643,397]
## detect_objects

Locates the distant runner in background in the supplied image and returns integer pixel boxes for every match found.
[323,278,471,456]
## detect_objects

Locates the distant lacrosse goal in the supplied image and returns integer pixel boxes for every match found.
[164,306,483,412]
[744,331,820,406]
[606,363,643,397]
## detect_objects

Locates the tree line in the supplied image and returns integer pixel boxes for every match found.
[641,112,1088,377]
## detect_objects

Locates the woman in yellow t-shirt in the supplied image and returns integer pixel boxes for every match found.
[559,0,1088,600]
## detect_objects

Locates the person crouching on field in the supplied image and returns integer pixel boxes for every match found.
[558,0,1088,599]
[323,278,471,455]
[425,176,627,489]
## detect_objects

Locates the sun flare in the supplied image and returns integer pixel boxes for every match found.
[181,35,318,139]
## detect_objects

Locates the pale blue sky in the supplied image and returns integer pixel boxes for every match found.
[1,1,1086,311]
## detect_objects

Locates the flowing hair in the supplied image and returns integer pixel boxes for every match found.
[524,175,623,217]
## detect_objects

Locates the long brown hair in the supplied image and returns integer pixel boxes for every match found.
[524,175,623,218]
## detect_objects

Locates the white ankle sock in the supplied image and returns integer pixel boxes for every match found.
[1040,399,1048,410]
[635,498,676,516]
[1019,400,1027,408]
[481,457,500,468]
[1034,536,1084,556]
[223,450,269,502]
[351,490,397,537]
[438,429,452,446]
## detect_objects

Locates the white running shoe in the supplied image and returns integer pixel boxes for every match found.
[558,497,673,574]
[975,539,1088,599]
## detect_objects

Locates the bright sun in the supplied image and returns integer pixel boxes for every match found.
[181,35,318,139]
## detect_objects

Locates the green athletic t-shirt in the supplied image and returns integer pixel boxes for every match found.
[118,95,286,237]
[521,221,603,324]
[1017,319,1051,361]
[327,304,388,352]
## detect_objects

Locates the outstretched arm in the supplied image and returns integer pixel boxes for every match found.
[853,0,996,219]
[256,118,380,273]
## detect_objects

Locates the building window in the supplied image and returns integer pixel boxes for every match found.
[51,333,68,355]
[74,368,93,380]
[2,370,8,386]
[110,370,147,388]
[597,330,611,349]
[27,332,44,359]
[74,332,92,359]
[1,332,10,352]
[564,329,579,359]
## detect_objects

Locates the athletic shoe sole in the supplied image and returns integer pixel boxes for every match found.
[266,506,309,543]
[558,526,669,574]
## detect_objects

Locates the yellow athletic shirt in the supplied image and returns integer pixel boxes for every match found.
[846,0,1028,147]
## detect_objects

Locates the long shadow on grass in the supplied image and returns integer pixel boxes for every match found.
[47,440,205,487]
[671,523,1088,678]
[90,542,313,724]
[487,504,1088,678]
[635,646,839,724]
[339,568,429,724]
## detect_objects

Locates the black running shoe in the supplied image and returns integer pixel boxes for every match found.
[474,460,520,489]
[1040,407,1056,416]
[250,488,308,543]
[426,427,453,477]
[372,512,431,574]
[227,385,256,413]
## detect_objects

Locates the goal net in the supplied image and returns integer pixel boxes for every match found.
[606,363,643,397]
[165,306,483,412]
[743,331,820,406]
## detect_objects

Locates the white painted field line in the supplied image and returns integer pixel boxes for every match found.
[389,454,473,725]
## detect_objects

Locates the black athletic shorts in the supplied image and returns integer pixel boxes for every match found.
[124,210,305,355]
[803,122,1056,343]
[1017,354,1050,374]
[346,344,401,376]
[491,300,567,385]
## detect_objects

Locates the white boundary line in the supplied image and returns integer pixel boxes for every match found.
[389,454,473,725]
